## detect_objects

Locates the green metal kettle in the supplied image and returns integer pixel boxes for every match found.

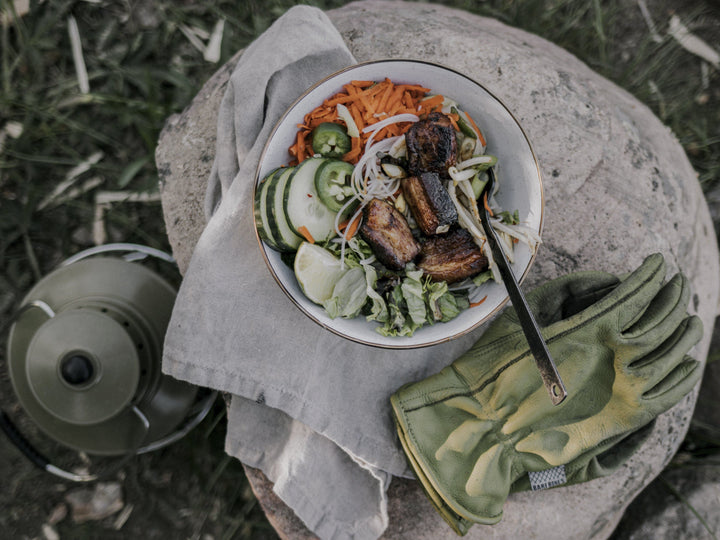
[1,244,215,481]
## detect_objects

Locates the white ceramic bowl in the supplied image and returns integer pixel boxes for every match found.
[254,59,543,349]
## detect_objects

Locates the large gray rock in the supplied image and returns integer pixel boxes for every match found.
[611,463,720,540]
[156,1,719,538]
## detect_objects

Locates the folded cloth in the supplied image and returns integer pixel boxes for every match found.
[162,6,484,539]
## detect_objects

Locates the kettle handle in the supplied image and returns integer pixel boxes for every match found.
[0,405,150,482]
[60,242,176,266]
[0,409,51,471]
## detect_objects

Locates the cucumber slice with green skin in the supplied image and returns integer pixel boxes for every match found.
[254,168,281,250]
[314,159,357,212]
[283,157,337,243]
[266,166,302,251]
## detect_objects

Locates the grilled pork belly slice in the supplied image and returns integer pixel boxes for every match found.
[360,198,420,271]
[406,112,457,176]
[417,228,488,283]
[402,172,458,236]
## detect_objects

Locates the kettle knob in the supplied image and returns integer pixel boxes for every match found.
[60,354,94,386]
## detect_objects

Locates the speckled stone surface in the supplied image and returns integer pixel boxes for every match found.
[156,1,720,538]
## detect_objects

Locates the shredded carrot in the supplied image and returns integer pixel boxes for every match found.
[296,131,305,163]
[447,113,460,133]
[349,102,365,132]
[297,225,315,244]
[483,191,494,217]
[376,83,393,113]
[418,94,444,112]
[342,136,362,162]
[341,214,362,240]
[469,296,488,308]
[396,83,431,93]
[287,78,435,165]
[464,111,487,147]
[351,80,375,88]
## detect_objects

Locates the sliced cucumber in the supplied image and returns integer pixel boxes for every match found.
[254,168,281,250]
[266,166,303,251]
[283,157,337,243]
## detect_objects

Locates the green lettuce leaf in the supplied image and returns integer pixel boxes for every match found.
[322,266,368,319]
[400,267,427,326]
[364,264,389,324]
[472,270,493,287]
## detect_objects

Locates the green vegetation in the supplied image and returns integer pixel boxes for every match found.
[1,0,718,538]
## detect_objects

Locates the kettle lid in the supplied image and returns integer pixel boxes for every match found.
[7,253,197,455]
[25,309,140,425]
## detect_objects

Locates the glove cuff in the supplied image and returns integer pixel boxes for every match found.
[391,365,509,525]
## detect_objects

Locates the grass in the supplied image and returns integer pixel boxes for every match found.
[1,0,718,538]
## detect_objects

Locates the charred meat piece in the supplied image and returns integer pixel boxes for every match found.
[402,172,458,236]
[417,228,488,283]
[360,198,420,271]
[405,112,457,176]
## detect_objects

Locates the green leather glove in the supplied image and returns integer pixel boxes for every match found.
[391,253,703,532]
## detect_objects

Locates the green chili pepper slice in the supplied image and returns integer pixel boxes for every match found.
[312,122,352,158]
[314,159,356,212]
[451,106,477,139]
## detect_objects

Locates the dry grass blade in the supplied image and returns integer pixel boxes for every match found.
[668,14,720,69]
[204,19,225,63]
[67,15,89,94]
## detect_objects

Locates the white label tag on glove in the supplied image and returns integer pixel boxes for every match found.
[528,465,567,491]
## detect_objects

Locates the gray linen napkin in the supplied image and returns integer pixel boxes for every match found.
[162,5,485,539]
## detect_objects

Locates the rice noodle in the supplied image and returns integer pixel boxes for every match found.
[335,134,408,267]
[456,155,495,170]
[448,166,476,182]
[362,113,419,135]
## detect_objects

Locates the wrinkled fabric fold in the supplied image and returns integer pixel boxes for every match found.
[161,6,485,539]
[226,397,390,540]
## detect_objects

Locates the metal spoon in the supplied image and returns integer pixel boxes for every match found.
[478,168,567,405]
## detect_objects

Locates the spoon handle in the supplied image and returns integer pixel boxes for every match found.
[480,171,567,405]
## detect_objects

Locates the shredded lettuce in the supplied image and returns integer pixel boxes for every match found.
[496,209,520,225]
[472,270,493,287]
[378,284,423,337]
[323,266,367,319]
[400,267,427,326]
[373,264,469,337]
[322,241,471,336]
[436,290,469,322]
[364,265,389,324]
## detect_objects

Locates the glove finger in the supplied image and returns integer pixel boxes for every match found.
[529,272,620,327]
[621,273,690,347]
[629,315,703,391]
[642,356,702,411]
[591,253,667,331]
[563,420,655,484]
[559,275,619,319]
[480,272,619,344]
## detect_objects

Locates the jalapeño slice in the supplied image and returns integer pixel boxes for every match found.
[311,122,352,158]
[314,159,356,212]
